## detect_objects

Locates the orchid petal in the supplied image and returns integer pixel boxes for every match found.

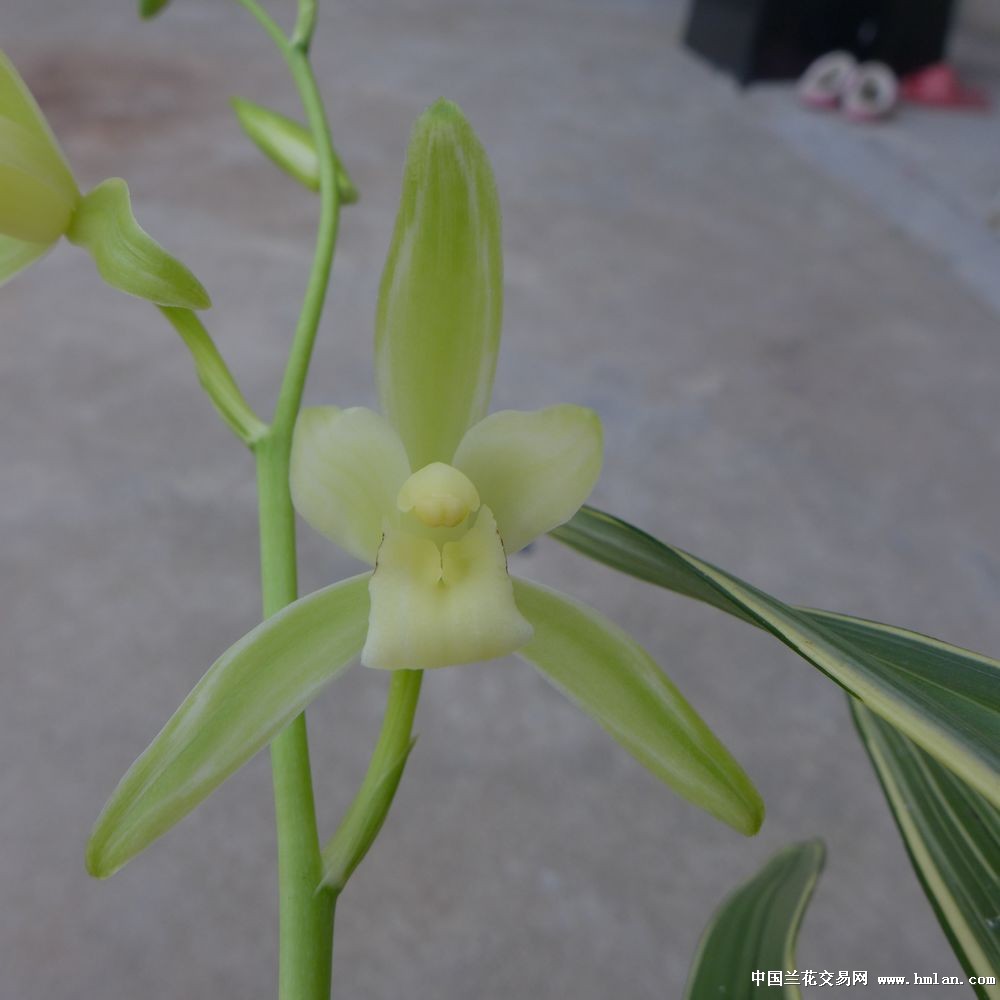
[291,406,412,565]
[453,405,603,553]
[375,99,503,468]
[363,506,532,669]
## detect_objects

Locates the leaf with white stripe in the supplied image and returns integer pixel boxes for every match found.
[852,700,1000,999]
[685,840,825,999]
[551,507,1000,809]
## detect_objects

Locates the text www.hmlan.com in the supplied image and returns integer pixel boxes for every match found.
[877,974,997,986]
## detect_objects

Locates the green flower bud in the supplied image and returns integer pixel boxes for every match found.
[0,49,79,284]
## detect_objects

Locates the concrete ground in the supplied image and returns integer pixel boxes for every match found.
[2,1,999,997]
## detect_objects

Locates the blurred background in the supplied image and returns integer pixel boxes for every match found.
[2,0,999,997]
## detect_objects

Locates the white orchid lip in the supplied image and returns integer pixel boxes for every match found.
[396,462,480,529]
[362,505,532,670]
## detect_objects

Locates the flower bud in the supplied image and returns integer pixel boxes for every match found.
[0,49,80,283]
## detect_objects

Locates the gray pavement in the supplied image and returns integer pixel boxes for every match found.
[2,1,999,997]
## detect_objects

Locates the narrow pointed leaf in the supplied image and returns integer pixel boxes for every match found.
[512,579,764,835]
[685,840,825,999]
[852,700,1000,998]
[230,98,358,202]
[552,507,1000,809]
[375,99,503,468]
[66,178,211,309]
[87,574,370,878]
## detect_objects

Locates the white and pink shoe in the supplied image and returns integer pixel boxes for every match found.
[798,51,857,110]
[842,62,899,122]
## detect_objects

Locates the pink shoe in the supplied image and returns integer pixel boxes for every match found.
[842,62,899,122]
[798,51,857,110]
[901,63,990,110]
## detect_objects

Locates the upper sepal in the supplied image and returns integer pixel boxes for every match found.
[375,99,503,469]
[66,178,211,309]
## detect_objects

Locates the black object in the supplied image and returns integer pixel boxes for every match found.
[683,0,957,84]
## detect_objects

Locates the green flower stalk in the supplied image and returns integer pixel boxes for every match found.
[0,49,209,308]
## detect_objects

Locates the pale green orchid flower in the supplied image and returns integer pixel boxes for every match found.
[0,49,209,307]
[290,100,602,670]
[84,100,763,880]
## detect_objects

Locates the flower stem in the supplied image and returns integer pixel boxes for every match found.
[256,432,336,1000]
[159,306,266,446]
[233,3,344,996]
[233,3,424,995]
[321,670,423,894]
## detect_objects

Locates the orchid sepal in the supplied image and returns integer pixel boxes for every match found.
[513,579,765,836]
[374,99,503,469]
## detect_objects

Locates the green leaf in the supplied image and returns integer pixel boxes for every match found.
[87,574,370,878]
[321,670,422,892]
[230,98,358,203]
[852,700,1000,998]
[375,99,503,469]
[512,579,764,836]
[685,840,825,999]
[66,178,211,310]
[552,507,1000,810]
[138,0,171,18]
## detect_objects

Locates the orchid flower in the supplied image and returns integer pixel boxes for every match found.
[290,104,601,670]
[85,99,762,882]
[0,49,209,307]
